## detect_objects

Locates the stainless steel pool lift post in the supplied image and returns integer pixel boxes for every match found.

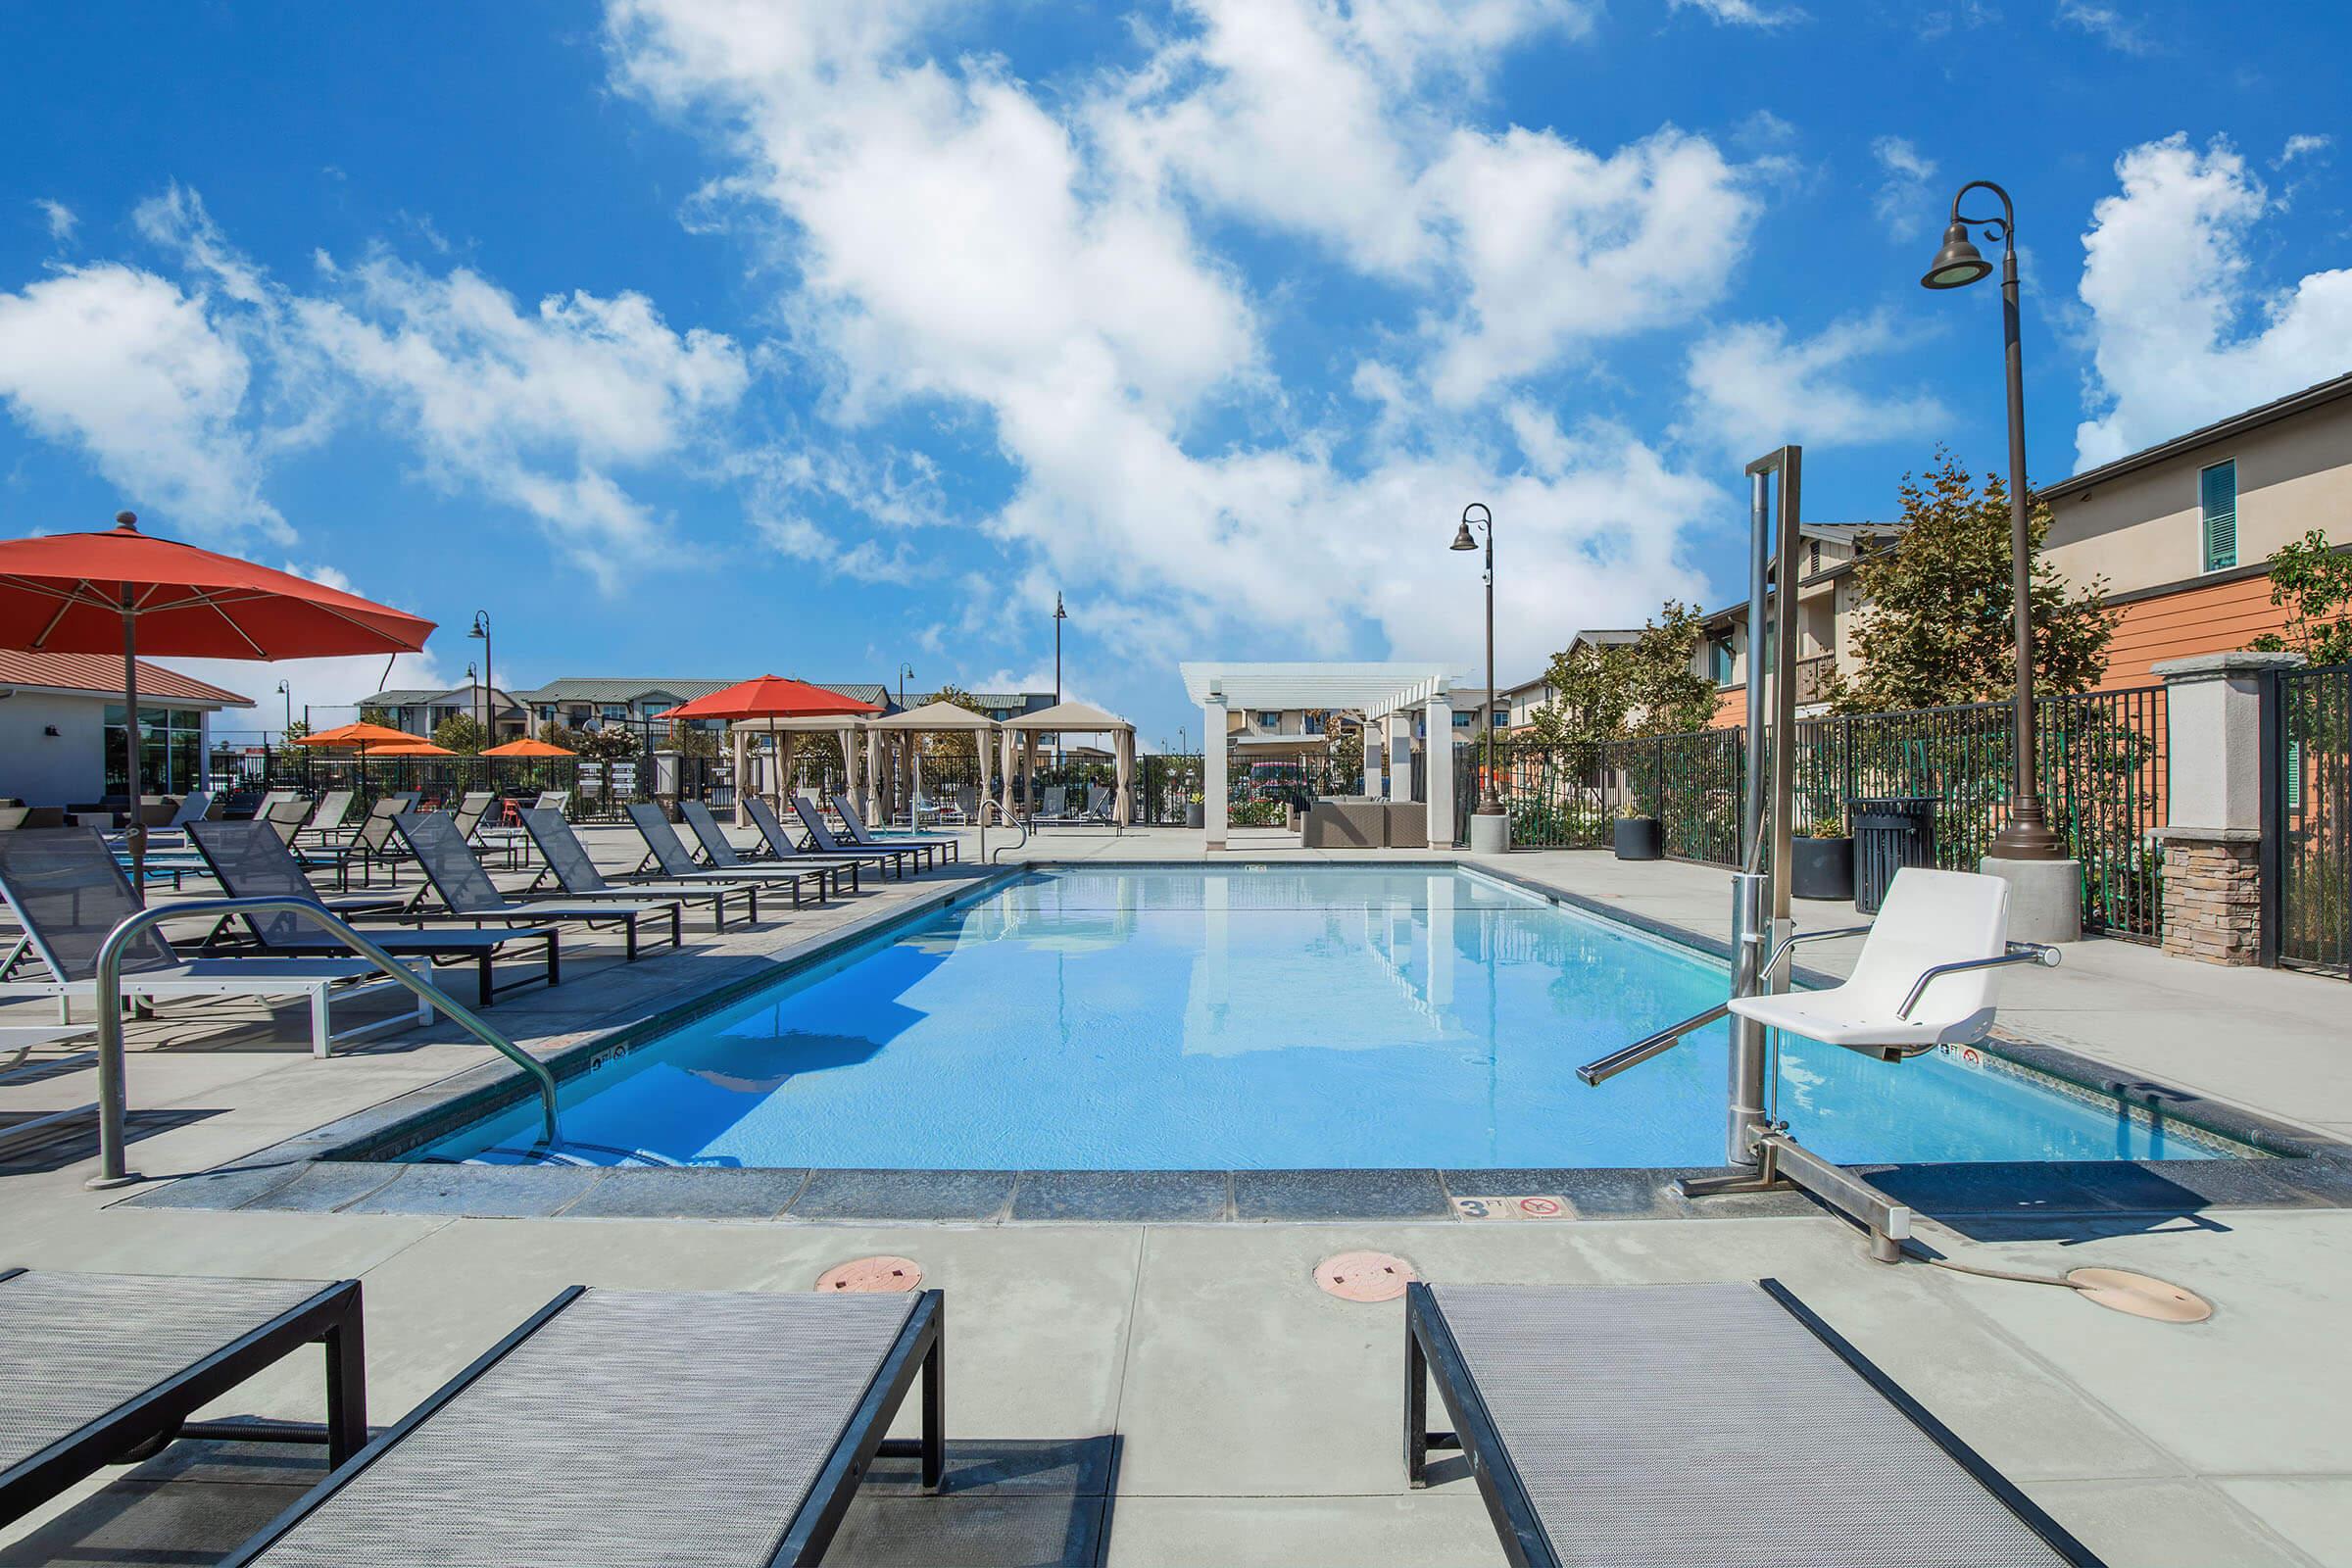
[84,896,563,1190]
[1576,446,1919,1264]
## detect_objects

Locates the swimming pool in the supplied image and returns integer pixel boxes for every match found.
[422,866,2223,1170]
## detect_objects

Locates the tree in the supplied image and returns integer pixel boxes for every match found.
[1526,601,1719,771]
[572,727,641,763]
[273,718,311,777]
[431,713,487,755]
[2249,528,2352,665]
[918,685,991,770]
[358,703,390,727]
[1322,710,1364,783]
[1828,449,2119,714]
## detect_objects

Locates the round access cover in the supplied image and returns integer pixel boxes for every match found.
[817,1255,924,1294]
[1315,1250,1416,1303]
[2067,1267,2213,1323]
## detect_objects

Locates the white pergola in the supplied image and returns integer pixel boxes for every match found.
[1177,662,1456,851]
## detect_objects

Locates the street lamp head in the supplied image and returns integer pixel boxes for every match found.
[1921,221,1993,290]
[467,611,489,639]
[1448,521,1478,552]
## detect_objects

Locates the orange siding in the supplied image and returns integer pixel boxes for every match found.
[2097,575,2288,690]
[1710,687,1744,728]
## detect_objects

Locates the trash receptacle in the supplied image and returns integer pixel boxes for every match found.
[1851,796,1938,913]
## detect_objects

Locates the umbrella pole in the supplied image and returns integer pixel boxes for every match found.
[121,596,145,902]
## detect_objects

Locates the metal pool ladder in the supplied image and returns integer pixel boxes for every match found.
[84,896,563,1189]
[978,800,1029,863]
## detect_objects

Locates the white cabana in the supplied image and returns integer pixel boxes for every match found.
[1004,699,1138,825]
[867,700,1002,823]
[724,713,866,827]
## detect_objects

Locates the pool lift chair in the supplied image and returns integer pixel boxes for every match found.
[1575,445,2060,1263]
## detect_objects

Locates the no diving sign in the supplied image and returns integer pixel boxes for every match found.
[1450,1195,1570,1221]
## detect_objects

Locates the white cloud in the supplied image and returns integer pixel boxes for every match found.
[1682,312,1947,456]
[2075,134,2352,469]
[33,200,75,243]
[2055,1,2152,55]
[1669,0,1809,24]
[1420,126,1757,405]
[0,263,287,539]
[1870,136,1939,241]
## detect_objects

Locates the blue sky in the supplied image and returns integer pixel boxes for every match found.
[2,1,2346,744]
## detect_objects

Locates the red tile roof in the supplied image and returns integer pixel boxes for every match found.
[0,651,253,708]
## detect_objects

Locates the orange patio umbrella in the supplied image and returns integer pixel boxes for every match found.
[481,737,576,758]
[294,721,421,751]
[368,741,456,758]
[0,512,434,889]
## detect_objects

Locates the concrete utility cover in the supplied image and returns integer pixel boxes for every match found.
[2068,1267,2214,1322]
[818,1255,924,1294]
[1315,1250,1416,1302]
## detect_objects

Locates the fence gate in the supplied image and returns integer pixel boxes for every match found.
[2271,662,2352,975]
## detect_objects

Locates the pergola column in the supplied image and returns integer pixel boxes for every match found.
[1424,693,1455,848]
[1202,695,1229,850]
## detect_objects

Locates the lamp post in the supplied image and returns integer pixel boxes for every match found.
[1448,503,1501,816]
[1052,592,1068,765]
[1921,180,2062,859]
[466,611,492,742]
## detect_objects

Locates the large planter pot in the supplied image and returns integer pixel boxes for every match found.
[1790,835,1854,902]
[1185,803,1204,829]
[1613,817,1662,860]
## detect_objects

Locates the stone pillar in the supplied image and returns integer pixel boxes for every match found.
[1202,695,1229,850]
[2154,650,2303,965]
[1424,695,1455,849]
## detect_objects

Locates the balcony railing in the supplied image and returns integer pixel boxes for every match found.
[1793,655,1836,706]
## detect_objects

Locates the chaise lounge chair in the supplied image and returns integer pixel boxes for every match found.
[0,829,434,1056]
[0,1267,368,1529]
[782,797,920,878]
[222,1285,943,1567]
[395,812,681,961]
[828,792,959,864]
[685,800,865,894]
[1406,1278,2105,1567]
[520,808,763,930]
[628,803,848,903]
[187,820,560,1009]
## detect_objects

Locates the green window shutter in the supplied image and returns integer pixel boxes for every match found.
[2200,460,2237,571]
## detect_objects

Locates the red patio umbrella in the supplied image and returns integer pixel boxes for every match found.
[656,675,879,810]
[0,513,436,890]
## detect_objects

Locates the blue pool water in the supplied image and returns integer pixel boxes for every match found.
[423,866,2224,1169]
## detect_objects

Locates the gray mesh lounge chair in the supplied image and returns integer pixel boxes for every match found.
[519,809,762,929]
[1405,1280,2106,1568]
[188,820,559,1008]
[628,804,848,902]
[689,800,864,893]
[0,829,433,1056]
[829,793,958,864]
[780,797,917,878]
[0,1268,367,1528]
[394,811,681,960]
[347,793,423,887]
[222,1285,942,1567]
[296,790,356,845]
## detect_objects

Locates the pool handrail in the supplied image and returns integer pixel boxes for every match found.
[978,800,1028,864]
[87,896,563,1188]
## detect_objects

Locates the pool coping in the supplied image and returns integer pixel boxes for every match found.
[120,855,2352,1225]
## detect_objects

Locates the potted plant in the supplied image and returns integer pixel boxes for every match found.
[1791,799,1854,901]
[1612,800,1661,860]
[1184,790,1204,829]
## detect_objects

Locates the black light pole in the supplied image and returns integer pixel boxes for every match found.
[899,662,912,709]
[467,611,492,740]
[1448,503,1501,815]
[1052,592,1067,762]
[1921,181,2062,859]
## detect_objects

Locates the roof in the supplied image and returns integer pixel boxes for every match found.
[0,652,252,709]
[2045,369,2352,500]
[367,685,525,710]
[513,677,890,709]
[1180,662,1453,710]
[1004,699,1134,731]
[869,699,1002,731]
[909,690,1051,710]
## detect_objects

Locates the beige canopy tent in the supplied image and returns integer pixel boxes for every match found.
[722,713,868,827]
[866,700,1002,824]
[1003,700,1138,826]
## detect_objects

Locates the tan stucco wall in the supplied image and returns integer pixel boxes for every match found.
[2044,398,2352,592]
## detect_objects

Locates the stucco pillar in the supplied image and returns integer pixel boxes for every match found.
[1202,696,1229,850]
[1360,720,1380,797]
[2154,650,2304,964]
[1424,694,1455,848]
[1387,714,1411,802]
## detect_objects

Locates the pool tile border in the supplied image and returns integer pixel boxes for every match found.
[118,854,2352,1224]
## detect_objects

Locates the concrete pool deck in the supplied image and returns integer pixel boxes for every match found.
[3,825,2350,1564]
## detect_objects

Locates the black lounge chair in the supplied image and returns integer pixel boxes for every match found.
[779,797,920,878]
[395,811,682,960]
[828,792,958,864]
[223,1285,943,1567]
[0,1267,367,1528]
[626,803,849,902]
[187,820,560,1009]
[1406,1279,2107,1568]
[520,808,763,928]
[678,801,863,895]
[344,793,422,886]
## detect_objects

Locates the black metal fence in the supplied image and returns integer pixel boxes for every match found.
[1465,684,2168,941]
[2273,662,2351,975]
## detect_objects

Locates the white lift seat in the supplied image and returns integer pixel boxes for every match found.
[1729,868,2052,1059]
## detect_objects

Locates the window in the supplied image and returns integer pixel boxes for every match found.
[1254,710,1281,728]
[1451,710,1473,727]
[105,706,204,796]
[2200,460,2237,571]
[602,704,629,721]
[1709,638,1735,686]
